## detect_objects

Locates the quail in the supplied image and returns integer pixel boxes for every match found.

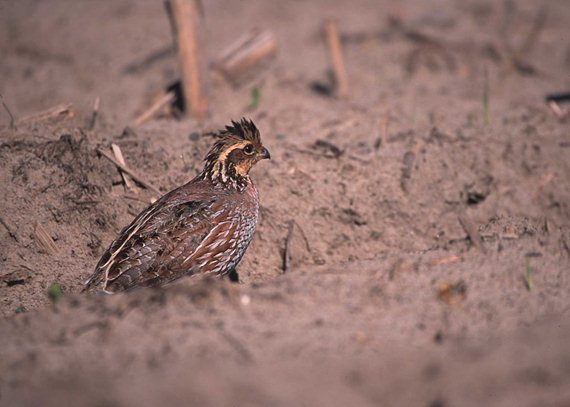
[84,118,270,293]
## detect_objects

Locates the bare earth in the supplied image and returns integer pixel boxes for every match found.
[1,0,569,406]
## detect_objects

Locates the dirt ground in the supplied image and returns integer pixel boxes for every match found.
[1,0,569,405]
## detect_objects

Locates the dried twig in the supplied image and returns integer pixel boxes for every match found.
[0,93,15,129]
[89,97,100,130]
[215,29,277,84]
[17,103,73,125]
[282,221,294,274]
[97,148,162,196]
[324,19,349,98]
[132,91,176,126]
[165,0,207,118]
[34,223,58,254]
[458,214,486,253]
[111,143,136,191]
[0,216,19,242]
[292,220,312,253]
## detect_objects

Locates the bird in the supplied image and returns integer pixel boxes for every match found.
[83,118,270,294]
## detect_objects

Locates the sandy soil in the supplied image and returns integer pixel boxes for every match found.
[1,0,569,405]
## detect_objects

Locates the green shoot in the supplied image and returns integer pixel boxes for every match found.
[248,87,261,110]
[47,282,63,302]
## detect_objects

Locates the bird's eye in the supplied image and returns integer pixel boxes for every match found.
[243,144,254,155]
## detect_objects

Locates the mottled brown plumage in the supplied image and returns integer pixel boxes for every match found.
[84,119,270,293]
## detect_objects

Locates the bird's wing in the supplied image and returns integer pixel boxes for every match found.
[85,188,223,293]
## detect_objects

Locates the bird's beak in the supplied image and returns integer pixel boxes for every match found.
[260,147,271,160]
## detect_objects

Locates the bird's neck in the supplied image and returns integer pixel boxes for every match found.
[201,160,250,191]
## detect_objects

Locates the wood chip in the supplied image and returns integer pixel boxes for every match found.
[34,223,59,255]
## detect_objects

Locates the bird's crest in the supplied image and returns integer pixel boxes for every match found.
[221,118,261,144]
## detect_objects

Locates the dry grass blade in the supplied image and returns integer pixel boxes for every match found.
[132,91,176,126]
[17,103,73,125]
[97,148,162,196]
[0,216,19,242]
[89,97,100,130]
[111,143,136,191]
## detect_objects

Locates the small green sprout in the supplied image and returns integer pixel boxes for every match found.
[248,87,261,110]
[47,282,63,302]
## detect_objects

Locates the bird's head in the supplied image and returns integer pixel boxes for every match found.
[202,118,270,189]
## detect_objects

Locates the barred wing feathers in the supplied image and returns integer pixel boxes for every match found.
[84,185,230,293]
